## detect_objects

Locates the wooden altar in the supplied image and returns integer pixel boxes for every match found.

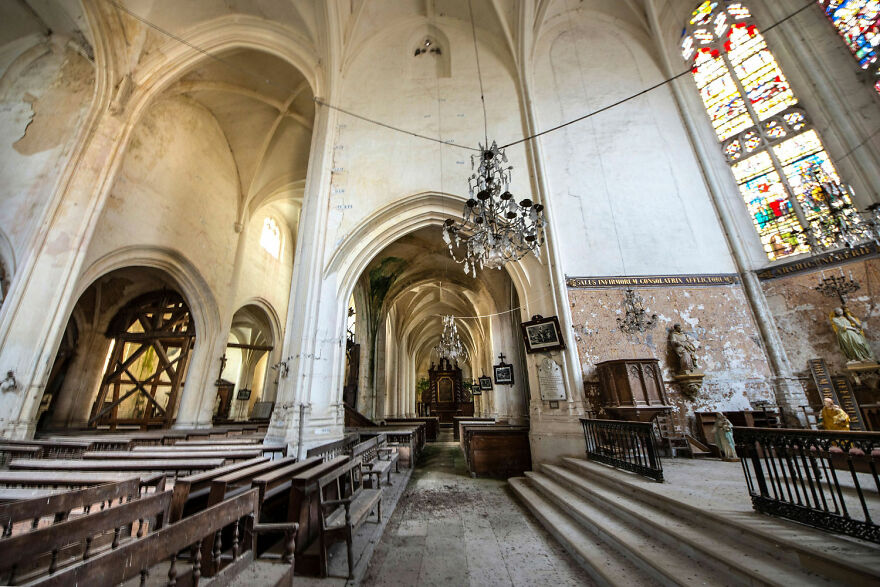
[595,358,672,422]
[424,358,473,423]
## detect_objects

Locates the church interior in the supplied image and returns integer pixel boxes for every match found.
[1,0,880,585]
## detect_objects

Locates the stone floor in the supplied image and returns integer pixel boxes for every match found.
[360,438,590,587]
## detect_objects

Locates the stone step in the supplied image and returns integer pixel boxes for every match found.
[508,476,659,587]
[539,463,831,586]
[524,471,731,587]
[560,457,880,584]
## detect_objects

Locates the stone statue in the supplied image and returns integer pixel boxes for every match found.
[819,397,850,431]
[830,308,875,363]
[669,324,699,373]
[713,412,737,460]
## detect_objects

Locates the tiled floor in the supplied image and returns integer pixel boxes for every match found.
[361,439,590,587]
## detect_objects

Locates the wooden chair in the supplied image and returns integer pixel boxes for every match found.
[315,459,381,579]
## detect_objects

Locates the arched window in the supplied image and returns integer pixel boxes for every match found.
[260,217,281,259]
[681,1,854,261]
[818,1,880,94]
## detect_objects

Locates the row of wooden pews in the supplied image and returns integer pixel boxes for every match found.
[458,420,532,478]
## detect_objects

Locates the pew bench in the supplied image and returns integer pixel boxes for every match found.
[9,458,225,478]
[133,443,285,458]
[0,478,141,538]
[305,434,359,462]
[85,449,262,462]
[0,445,42,467]
[0,488,171,584]
[20,488,298,587]
[351,435,398,487]
[313,459,381,579]
[168,456,269,522]
[0,471,166,494]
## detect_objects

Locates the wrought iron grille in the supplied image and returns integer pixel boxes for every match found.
[580,418,664,482]
[735,427,880,543]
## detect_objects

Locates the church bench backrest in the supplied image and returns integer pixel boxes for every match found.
[306,434,359,461]
[251,456,322,504]
[351,437,380,467]
[206,457,296,507]
[9,458,225,477]
[30,488,289,587]
[0,489,172,584]
[0,471,166,493]
[168,456,269,522]
[0,478,141,538]
[84,449,262,461]
[0,444,42,467]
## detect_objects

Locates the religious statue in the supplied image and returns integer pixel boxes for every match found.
[819,397,850,431]
[713,412,737,461]
[669,324,699,373]
[829,308,876,363]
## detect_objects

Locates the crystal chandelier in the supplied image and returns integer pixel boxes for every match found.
[795,164,880,251]
[442,141,545,276]
[617,289,658,334]
[433,315,468,363]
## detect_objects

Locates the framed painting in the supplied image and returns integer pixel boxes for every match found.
[521,315,566,354]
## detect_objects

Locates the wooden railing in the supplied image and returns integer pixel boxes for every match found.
[580,418,663,482]
[735,427,879,544]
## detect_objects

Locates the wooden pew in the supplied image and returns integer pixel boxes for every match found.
[251,457,322,506]
[384,417,439,442]
[351,435,398,487]
[306,434,359,461]
[0,478,141,537]
[453,416,495,440]
[0,471,166,494]
[0,489,171,584]
[24,488,297,586]
[9,458,225,477]
[0,439,94,459]
[84,449,262,462]
[349,426,420,467]
[168,456,269,522]
[173,437,262,446]
[0,444,42,467]
[313,459,381,579]
[460,425,531,478]
[132,443,285,458]
[287,455,351,574]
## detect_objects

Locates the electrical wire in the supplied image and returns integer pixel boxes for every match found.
[467,0,489,147]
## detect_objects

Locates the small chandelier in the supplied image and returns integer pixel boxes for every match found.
[443,141,545,276]
[795,164,880,251]
[433,315,468,363]
[617,289,658,334]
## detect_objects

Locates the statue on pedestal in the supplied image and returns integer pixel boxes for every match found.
[669,324,704,400]
[713,412,737,461]
[830,308,875,364]
[669,324,699,373]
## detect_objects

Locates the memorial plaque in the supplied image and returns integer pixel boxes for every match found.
[832,376,865,431]
[538,358,566,401]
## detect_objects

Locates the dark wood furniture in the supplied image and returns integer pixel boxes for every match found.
[0,471,166,493]
[86,449,262,461]
[306,434,360,461]
[453,417,495,441]
[10,458,225,477]
[351,435,399,487]
[0,479,140,538]
[595,358,672,422]
[315,459,381,579]
[0,489,172,584]
[425,358,474,423]
[459,425,531,478]
[168,456,269,522]
[383,417,440,442]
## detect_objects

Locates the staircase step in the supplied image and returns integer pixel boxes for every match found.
[539,464,831,586]
[508,477,659,587]
[524,471,729,587]
[561,457,880,584]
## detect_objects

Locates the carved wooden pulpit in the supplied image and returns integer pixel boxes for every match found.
[595,358,671,422]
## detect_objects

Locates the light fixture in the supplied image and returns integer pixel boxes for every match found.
[441,0,546,275]
[433,315,468,363]
[617,289,658,334]
[815,270,860,309]
[443,143,545,276]
[794,163,880,251]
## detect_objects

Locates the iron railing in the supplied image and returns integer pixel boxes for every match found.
[735,427,880,543]
[580,418,664,482]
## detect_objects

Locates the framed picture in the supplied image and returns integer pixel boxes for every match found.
[494,363,514,385]
[521,315,566,354]
[478,376,493,391]
[236,388,252,401]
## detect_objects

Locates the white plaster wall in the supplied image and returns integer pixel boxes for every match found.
[83,96,239,311]
[532,17,736,277]
[0,42,94,274]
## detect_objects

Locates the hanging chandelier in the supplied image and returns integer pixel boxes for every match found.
[617,289,658,334]
[433,315,468,363]
[442,141,545,276]
[795,163,880,251]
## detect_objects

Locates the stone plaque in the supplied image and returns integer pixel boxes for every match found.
[538,358,566,401]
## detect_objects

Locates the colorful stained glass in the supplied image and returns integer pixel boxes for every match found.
[819,1,880,94]
[682,1,854,261]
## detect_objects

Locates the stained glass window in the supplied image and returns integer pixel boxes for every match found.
[818,1,880,94]
[681,1,853,261]
[260,217,281,259]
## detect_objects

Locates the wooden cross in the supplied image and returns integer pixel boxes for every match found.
[497,353,506,363]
